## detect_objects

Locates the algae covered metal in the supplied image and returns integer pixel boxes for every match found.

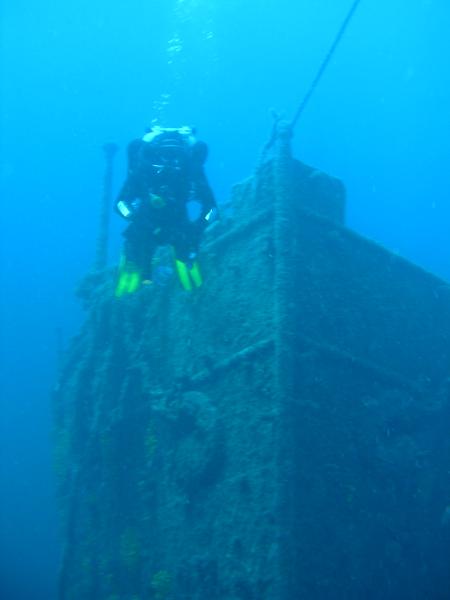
[54,134,450,599]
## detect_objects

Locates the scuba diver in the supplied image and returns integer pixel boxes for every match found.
[115,126,217,296]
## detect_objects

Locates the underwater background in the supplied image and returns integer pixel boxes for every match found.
[1,1,449,598]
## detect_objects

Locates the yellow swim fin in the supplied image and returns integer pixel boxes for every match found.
[115,256,142,297]
[175,259,203,291]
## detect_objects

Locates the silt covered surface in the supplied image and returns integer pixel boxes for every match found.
[54,149,450,599]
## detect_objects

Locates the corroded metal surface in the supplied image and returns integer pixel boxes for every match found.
[55,151,450,599]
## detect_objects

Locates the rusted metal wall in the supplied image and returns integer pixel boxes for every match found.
[54,148,450,599]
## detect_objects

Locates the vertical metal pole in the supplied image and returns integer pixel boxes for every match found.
[95,143,118,270]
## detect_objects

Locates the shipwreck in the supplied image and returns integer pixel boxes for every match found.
[54,126,450,599]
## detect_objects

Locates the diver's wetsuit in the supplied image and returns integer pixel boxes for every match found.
[116,134,216,280]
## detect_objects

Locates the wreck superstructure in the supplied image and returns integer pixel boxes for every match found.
[54,132,450,599]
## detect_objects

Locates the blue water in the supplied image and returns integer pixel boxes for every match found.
[1,1,449,598]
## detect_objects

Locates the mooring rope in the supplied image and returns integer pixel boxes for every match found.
[291,0,363,129]
[257,0,362,169]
